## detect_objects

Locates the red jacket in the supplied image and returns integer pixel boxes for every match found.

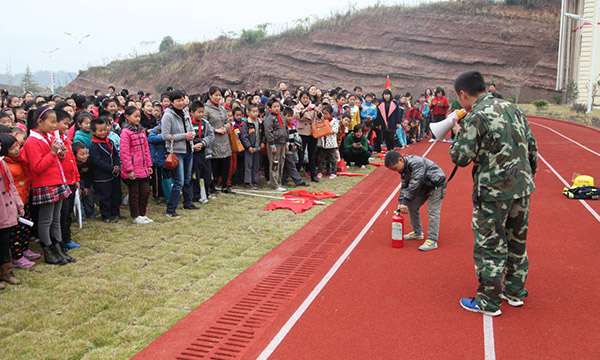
[60,137,80,185]
[4,155,30,204]
[405,107,422,121]
[430,96,449,116]
[22,131,67,189]
[67,125,76,141]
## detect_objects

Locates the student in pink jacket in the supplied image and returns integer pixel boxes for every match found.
[0,134,24,288]
[119,106,153,225]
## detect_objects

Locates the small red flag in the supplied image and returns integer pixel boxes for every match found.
[337,159,348,172]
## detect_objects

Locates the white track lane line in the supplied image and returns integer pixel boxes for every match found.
[257,142,437,360]
[531,122,600,157]
[539,153,600,223]
[484,315,496,360]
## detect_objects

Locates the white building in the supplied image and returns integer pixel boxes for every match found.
[556,0,600,107]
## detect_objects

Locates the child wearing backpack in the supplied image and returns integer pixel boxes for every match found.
[239,104,262,189]
[264,99,288,191]
[317,105,340,179]
[282,107,309,187]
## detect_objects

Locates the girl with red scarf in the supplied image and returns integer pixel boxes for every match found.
[429,87,450,141]
[21,106,71,266]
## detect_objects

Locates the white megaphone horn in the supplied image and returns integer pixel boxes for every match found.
[431,109,467,140]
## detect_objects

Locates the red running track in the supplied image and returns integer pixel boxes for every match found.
[135,118,600,360]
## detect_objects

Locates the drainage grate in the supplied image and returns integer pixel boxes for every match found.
[134,168,392,360]
[178,176,388,359]
[182,229,352,358]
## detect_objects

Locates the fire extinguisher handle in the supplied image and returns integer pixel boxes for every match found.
[394,210,400,216]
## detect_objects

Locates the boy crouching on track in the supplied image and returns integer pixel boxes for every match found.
[384,151,446,251]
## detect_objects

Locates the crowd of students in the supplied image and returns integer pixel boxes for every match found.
[0,81,456,287]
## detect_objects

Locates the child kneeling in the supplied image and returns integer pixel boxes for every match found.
[385,151,446,251]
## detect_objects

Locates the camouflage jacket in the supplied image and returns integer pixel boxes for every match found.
[449,93,538,203]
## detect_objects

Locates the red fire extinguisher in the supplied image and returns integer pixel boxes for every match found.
[392,211,404,248]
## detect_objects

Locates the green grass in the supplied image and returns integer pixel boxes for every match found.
[519,103,600,128]
[0,167,374,360]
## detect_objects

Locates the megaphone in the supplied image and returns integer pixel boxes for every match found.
[431,109,467,140]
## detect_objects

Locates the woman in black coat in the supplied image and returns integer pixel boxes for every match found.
[375,89,404,151]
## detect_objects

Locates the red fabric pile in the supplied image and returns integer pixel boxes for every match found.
[264,198,320,214]
[283,190,339,200]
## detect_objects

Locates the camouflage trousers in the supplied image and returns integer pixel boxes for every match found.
[471,196,530,311]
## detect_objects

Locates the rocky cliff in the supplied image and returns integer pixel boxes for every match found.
[67,1,560,101]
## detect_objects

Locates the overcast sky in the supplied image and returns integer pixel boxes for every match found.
[1,0,433,74]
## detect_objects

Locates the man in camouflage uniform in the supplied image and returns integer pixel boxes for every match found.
[449,71,538,317]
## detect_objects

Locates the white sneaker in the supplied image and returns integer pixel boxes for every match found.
[132,216,146,225]
[428,138,436,143]
[360,165,366,169]
[500,294,524,307]
[142,216,154,223]
[275,187,287,192]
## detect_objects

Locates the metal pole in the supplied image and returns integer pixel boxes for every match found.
[557,0,566,90]
[587,2,600,113]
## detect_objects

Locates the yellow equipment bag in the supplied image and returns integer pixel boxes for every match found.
[572,174,594,188]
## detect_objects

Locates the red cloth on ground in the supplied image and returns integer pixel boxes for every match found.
[283,190,339,200]
[264,198,318,214]
[375,153,386,159]
[336,172,367,177]
[369,162,385,167]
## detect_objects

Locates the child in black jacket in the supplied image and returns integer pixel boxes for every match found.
[240,104,262,189]
[72,141,97,219]
[89,117,122,223]
[190,101,215,202]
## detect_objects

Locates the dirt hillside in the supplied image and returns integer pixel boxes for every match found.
[67,1,560,101]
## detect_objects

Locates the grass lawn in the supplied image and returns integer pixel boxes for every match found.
[0,167,374,360]
[519,103,600,128]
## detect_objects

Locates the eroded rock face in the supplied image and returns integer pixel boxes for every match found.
[67,6,559,100]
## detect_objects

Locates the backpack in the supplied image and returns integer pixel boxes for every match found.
[562,186,600,200]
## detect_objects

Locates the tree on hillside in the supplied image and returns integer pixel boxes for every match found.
[159,36,175,52]
[20,65,40,93]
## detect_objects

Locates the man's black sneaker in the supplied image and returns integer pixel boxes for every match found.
[166,212,180,218]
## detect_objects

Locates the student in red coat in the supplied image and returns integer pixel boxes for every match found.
[21,106,72,266]
[56,110,81,254]
[429,87,449,141]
